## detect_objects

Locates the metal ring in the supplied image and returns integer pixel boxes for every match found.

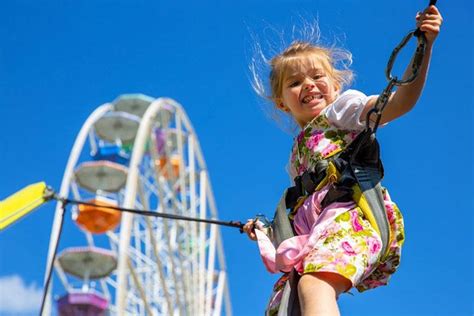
[385,30,427,85]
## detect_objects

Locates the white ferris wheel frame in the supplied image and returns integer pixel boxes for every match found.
[42,98,232,316]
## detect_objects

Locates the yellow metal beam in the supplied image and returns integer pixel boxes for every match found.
[0,182,50,231]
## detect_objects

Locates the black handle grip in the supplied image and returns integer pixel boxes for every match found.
[429,0,437,5]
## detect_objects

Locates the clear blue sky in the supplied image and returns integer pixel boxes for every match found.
[0,0,472,315]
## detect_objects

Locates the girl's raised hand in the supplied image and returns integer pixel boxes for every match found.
[416,5,443,45]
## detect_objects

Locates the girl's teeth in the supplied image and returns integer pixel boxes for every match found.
[303,95,315,103]
[303,94,322,103]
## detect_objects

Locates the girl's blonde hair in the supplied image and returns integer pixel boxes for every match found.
[250,23,354,132]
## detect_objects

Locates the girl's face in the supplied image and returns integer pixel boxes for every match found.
[277,54,340,127]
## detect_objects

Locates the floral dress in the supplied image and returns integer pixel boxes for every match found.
[254,90,405,316]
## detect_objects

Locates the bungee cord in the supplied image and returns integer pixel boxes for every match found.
[39,200,66,316]
[44,188,245,231]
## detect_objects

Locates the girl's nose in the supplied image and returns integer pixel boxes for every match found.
[304,84,315,91]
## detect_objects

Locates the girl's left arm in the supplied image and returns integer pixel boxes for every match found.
[361,5,443,125]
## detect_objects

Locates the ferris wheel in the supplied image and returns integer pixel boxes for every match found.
[42,94,232,315]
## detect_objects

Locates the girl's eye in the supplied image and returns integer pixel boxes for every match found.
[313,74,325,80]
[288,81,301,88]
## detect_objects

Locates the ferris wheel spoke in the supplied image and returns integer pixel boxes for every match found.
[145,216,173,312]
[136,181,173,313]
[198,172,208,316]
[146,167,185,314]
[54,260,73,293]
[127,258,153,315]
[186,136,199,315]
[205,223,217,315]
[174,122,195,315]
[99,278,112,304]
[172,115,192,314]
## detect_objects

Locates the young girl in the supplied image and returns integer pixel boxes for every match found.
[244,5,442,316]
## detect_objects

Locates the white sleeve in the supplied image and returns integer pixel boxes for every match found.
[325,89,375,131]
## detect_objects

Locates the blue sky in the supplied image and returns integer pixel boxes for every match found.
[0,0,472,315]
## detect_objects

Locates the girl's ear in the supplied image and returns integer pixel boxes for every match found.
[275,99,290,113]
[334,81,341,93]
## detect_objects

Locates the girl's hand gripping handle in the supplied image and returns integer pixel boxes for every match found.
[243,219,258,241]
[243,214,272,241]
[415,3,443,45]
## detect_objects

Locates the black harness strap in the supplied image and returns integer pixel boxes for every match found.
[273,190,296,248]
[342,130,390,257]
[272,191,301,316]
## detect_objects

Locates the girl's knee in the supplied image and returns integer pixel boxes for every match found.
[297,272,350,316]
[298,272,352,297]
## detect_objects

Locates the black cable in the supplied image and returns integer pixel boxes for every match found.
[61,197,244,231]
[39,200,67,316]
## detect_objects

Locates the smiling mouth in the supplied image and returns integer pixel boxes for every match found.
[302,94,323,104]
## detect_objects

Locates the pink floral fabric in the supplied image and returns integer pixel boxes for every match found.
[259,108,405,316]
[290,113,360,178]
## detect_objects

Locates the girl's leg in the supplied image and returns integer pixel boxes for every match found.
[297,272,351,316]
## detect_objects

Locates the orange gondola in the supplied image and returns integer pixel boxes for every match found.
[75,197,121,234]
[156,155,181,179]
